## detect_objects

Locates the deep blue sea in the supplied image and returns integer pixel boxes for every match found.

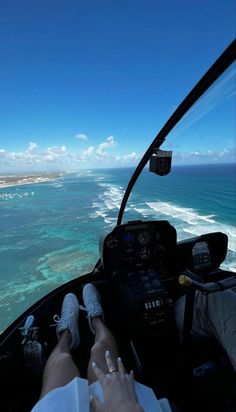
[0,164,236,332]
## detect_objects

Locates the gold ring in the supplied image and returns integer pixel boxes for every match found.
[109,366,117,374]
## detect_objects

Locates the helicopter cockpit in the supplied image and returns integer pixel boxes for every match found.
[0,40,235,412]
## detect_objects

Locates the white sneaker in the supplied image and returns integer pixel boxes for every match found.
[82,284,104,334]
[53,293,80,350]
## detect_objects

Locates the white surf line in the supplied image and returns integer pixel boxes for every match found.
[183,225,236,253]
[0,191,35,200]
[133,200,236,254]
[90,183,125,225]
[146,201,216,224]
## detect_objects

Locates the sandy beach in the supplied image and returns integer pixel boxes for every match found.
[0,173,62,189]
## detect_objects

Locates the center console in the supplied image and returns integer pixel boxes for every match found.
[99,220,177,336]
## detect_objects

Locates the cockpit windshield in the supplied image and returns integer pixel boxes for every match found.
[0,58,235,334]
[124,61,236,271]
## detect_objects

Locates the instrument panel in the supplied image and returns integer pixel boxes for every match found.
[99,221,229,337]
[100,220,177,279]
[99,220,177,335]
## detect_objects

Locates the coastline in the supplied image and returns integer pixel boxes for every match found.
[0,173,63,189]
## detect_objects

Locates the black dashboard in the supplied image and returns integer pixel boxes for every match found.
[99,220,228,336]
[100,220,177,335]
[100,220,177,279]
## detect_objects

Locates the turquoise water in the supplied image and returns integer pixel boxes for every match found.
[0,164,235,332]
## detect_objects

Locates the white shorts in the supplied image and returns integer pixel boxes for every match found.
[31,376,172,412]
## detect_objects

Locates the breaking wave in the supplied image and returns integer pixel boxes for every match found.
[132,201,236,254]
[0,191,35,200]
[89,183,125,226]
[146,201,216,224]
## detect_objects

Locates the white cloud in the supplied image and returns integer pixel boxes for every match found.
[75,133,88,140]
[0,144,70,168]
[0,137,118,170]
[122,152,141,162]
[96,136,117,158]
[84,146,94,156]
[46,145,67,154]
[78,146,95,162]
[1,139,234,172]
[0,149,6,157]
[83,146,95,159]
[174,147,236,163]
[28,142,37,151]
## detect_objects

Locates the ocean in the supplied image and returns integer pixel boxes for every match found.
[0,164,236,332]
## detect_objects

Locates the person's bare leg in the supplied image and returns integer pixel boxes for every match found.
[40,330,80,399]
[87,317,119,383]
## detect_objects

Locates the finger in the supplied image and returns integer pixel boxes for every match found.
[127,370,138,401]
[90,394,102,412]
[128,370,136,385]
[92,362,107,386]
[127,371,135,389]
[117,357,126,375]
[105,350,117,374]
[129,371,138,400]
[129,370,134,379]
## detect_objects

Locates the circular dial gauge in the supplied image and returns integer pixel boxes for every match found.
[138,230,151,245]
[138,247,151,261]
[106,235,119,249]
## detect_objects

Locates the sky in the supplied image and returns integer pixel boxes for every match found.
[0,0,235,172]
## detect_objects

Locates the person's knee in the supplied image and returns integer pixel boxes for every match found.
[90,340,107,357]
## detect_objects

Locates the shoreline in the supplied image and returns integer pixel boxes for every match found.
[0,173,63,189]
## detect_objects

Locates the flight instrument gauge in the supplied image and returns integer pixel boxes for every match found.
[106,235,119,249]
[138,231,151,245]
[138,247,151,261]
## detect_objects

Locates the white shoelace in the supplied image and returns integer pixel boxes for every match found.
[80,297,102,318]
[50,313,75,327]
[78,304,94,320]
[50,299,102,328]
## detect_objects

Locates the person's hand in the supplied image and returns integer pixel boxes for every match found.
[90,350,144,412]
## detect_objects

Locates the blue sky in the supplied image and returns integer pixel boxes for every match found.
[0,0,235,172]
